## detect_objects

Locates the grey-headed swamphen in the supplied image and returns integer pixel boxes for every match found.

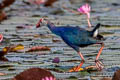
[36,18,104,72]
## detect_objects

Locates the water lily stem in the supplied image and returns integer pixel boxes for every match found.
[87,18,91,28]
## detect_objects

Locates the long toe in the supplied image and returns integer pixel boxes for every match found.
[95,60,104,71]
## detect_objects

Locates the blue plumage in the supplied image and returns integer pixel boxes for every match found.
[47,22,103,52]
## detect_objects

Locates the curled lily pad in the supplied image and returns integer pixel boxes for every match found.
[10,44,24,52]
[26,46,50,52]
[0,11,7,22]
[12,68,55,80]
[101,77,111,80]
[44,0,58,7]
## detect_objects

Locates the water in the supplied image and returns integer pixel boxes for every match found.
[0,0,120,79]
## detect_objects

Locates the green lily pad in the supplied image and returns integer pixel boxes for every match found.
[78,71,90,77]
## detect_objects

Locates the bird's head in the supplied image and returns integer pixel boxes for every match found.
[36,18,48,28]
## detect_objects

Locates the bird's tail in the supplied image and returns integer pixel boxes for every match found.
[92,23,101,32]
[92,23,101,37]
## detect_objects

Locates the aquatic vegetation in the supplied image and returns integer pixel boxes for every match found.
[77,4,91,28]
[0,0,15,22]
[52,57,60,63]
[26,46,50,52]
[28,0,46,5]
[12,68,56,80]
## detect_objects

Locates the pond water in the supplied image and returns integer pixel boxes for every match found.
[0,0,120,80]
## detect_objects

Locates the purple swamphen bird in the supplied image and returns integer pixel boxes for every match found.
[36,18,104,72]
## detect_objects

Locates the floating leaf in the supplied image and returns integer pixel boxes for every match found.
[16,25,36,30]
[0,72,6,76]
[69,67,84,72]
[0,0,15,9]
[0,11,7,22]
[69,65,98,73]
[13,68,55,80]
[84,66,98,72]
[0,0,15,22]
[44,0,57,7]
[10,44,24,52]
[63,60,80,62]
[16,25,26,29]
[112,69,120,80]
[101,77,111,80]
[28,0,46,5]
[52,39,61,42]
[0,47,10,61]
[0,47,9,56]
[78,71,89,77]
[26,46,50,52]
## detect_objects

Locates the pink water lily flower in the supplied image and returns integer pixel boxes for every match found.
[0,34,3,43]
[42,76,56,80]
[78,4,91,18]
[77,4,91,28]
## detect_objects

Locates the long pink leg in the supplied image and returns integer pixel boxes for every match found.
[69,51,85,72]
[95,43,104,70]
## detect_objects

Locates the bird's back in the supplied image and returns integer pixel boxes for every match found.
[53,25,97,47]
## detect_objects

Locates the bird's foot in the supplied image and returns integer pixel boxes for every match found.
[68,65,83,72]
[68,60,85,72]
[95,60,104,71]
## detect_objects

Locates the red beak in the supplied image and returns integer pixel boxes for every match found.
[36,19,43,28]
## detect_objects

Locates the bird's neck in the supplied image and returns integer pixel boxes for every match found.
[47,22,56,33]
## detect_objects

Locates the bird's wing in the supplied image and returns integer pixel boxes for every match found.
[58,26,90,46]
